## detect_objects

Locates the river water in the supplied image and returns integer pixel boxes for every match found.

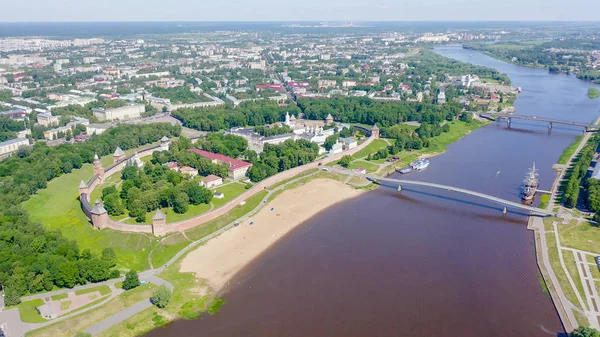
[145,46,600,337]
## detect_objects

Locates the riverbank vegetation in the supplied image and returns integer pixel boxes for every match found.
[588,88,599,99]
[558,135,584,165]
[464,40,600,83]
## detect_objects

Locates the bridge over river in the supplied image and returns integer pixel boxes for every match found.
[479,112,600,131]
[367,175,555,216]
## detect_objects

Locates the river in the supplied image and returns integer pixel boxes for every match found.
[145,45,600,337]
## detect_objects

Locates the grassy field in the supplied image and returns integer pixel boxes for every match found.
[164,203,212,224]
[13,299,46,323]
[559,220,600,255]
[563,250,587,309]
[351,139,389,159]
[75,285,112,296]
[558,135,584,165]
[51,293,68,301]
[538,194,550,209]
[347,159,380,173]
[212,182,247,208]
[546,232,584,310]
[26,284,157,337]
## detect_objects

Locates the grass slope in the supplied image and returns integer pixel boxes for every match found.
[22,156,157,271]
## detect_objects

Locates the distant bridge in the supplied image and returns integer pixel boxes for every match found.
[366,175,556,217]
[478,112,600,131]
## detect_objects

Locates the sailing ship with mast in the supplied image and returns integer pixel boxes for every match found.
[521,162,540,201]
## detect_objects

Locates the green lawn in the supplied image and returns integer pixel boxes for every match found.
[347,160,380,173]
[546,232,584,310]
[75,285,111,296]
[13,299,46,323]
[212,182,247,208]
[90,174,124,203]
[559,221,600,255]
[563,250,587,309]
[51,293,68,301]
[22,156,158,271]
[351,139,390,159]
[164,203,212,224]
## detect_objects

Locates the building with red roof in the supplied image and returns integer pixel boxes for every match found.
[188,148,252,179]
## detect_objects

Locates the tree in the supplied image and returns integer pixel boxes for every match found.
[570,326,600,337]
[109,270,120,279]
[122,270,140,290]
[101,248,117,268]
[185,183,212,205]
[172,192,189,214]
[103,194,125,216]
[339,155,352,168]
[151,285,172,308]
[128,199,146,222]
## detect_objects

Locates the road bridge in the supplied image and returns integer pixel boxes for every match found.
[478,112,600,131]
[366,175,556,217]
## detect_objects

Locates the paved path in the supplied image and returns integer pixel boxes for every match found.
[84,300,152,336]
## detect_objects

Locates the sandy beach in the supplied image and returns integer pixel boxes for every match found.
[180,178,363,293]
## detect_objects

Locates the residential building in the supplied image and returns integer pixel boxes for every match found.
[43,126,70,140]
[92,104,145,121]
[339,137,357,151]
[188,148,252,180]
[86,123,112,135]
[179,166,198,177]
[0,138,29,155]
[37,112,60,127]
[201,174,223,189]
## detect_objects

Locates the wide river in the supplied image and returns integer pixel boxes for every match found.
[146,45,600,336]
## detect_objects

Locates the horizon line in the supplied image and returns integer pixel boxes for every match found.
[1,20,600,24]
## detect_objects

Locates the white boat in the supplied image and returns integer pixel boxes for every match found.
[410,158,430,171]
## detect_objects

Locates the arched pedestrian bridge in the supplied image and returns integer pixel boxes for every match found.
[367,175,557,217]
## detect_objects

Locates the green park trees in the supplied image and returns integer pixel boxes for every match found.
[151,285,172,308]
[247,139,319,182]
[339,155,352,168]
[570,326,600,337]
[102,158,214,222]
[122,270,140,290]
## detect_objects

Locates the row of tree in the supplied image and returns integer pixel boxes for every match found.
[563,135,600,208]
[171,100,301,132]
[297,97,464,128]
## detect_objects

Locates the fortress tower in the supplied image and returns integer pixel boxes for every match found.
[90,200,108,230]
[371,124,380,139]
[93,154,105,182]
[152,209,167,237]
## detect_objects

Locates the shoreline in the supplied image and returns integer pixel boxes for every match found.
[180,178,364,293]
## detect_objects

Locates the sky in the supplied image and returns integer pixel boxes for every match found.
[2,0,600,22]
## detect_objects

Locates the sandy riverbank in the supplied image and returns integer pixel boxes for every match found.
[180,178,363,293]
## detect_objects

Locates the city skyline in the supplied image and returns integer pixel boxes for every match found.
[2,0,600,22]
